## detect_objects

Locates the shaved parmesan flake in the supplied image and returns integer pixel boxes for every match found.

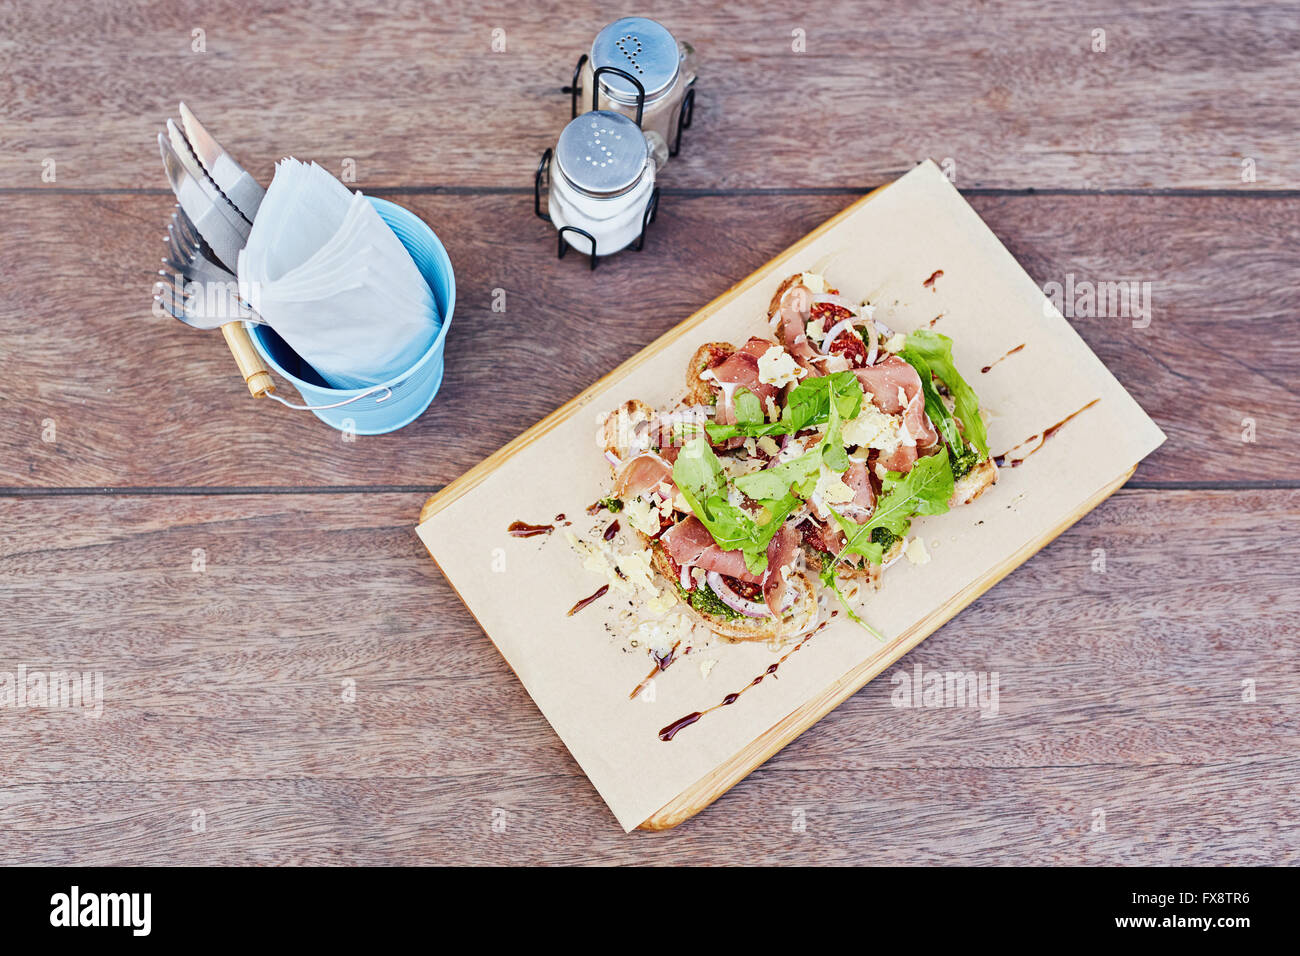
[566,533,660,600]
[624,495,662,536]
[617,549,658,596]
[815,464,856,507]
[646,589,679,614]
[800,272,827,294]
[841,403,901,452]
[757,345,805,388]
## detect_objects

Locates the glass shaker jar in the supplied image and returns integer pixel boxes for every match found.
[575,17,697,164]
[544,110,658,261]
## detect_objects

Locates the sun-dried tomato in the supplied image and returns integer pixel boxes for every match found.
[810,301,854,331]
[828,330,869,367]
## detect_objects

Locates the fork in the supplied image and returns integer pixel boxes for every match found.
[154,204,275,397]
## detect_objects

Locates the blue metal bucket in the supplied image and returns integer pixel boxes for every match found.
[248,197,455,435]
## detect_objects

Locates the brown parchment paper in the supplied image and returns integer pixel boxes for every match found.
[416,161,1166,831]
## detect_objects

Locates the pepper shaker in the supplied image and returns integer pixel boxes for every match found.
[569,17,697,163]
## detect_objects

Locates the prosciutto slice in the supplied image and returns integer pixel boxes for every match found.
[876,441,918,474]
[776,285,821,370]
[613,452,674,500]
[709,336,782,423]
[661,515,802,612]
[854,356,920,414]
[762,521,801,615]
[841,460,876,517]
[854,356,940,473]
[662,517,761,583]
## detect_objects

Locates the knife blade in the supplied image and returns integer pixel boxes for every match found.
[159,132,249,272]
[178,102,265,222]
[165,119,252,238]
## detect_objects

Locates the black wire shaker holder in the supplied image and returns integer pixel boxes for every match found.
[534,148,659,270]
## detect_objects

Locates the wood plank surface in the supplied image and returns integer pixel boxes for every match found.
[1,488,1296,862]
[2,0,1297,867]
[1,1,1297,191]
[1,191,1296,489]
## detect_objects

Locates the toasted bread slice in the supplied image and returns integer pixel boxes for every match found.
[950,457,999,506]
[649,544,818,643]
[684,342,734,407]
[599,398,656,462]
[802,535,901,589]
[767,273,803,321]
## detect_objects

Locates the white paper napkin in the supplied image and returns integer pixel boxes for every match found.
[237,159,439,389]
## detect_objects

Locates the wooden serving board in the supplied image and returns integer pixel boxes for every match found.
[417,161,1165,831]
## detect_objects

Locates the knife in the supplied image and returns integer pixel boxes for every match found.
[158,131,249,272]
[158,135,274,398]
[164,120,251,239]
[178,102,265,222]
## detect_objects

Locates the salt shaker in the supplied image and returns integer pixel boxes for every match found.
[535,110,658,267]
[570,17,697,162]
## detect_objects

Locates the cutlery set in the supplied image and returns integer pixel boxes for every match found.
[152,104,275,399]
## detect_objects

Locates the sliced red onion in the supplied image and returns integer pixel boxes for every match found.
[706,571,771,618]
[862,319,879,366]
[680,564,693,591]
[820,318,859,354]
[604,450,623,469]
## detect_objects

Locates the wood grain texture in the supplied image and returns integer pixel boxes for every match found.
[1,489,1296,862]
[1,1,1297,191]
[1,0,1296,866]
[1,191,1296,489]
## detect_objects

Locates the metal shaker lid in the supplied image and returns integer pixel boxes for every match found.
[590,17,680,104]
[553,108,650,197]
[555,111,650,198]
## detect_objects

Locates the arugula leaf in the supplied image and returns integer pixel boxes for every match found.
[734,448,821,501]
[822,572,887,641]
[898,347,977,480]
[898,347,962,451]
[899,330,989,458]
[826,447,955,567]
[820,377,853,473]
[705,372,863,442]
[671,437,796,575]
[732,387,764,427]
[672,435,729,519]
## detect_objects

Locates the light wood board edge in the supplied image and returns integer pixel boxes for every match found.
[416,169,915,528]
[634,465,1137,831]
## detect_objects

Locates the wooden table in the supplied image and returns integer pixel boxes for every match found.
[1,1,1297,864]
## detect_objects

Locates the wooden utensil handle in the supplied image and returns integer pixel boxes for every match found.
[220,322,275,398]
